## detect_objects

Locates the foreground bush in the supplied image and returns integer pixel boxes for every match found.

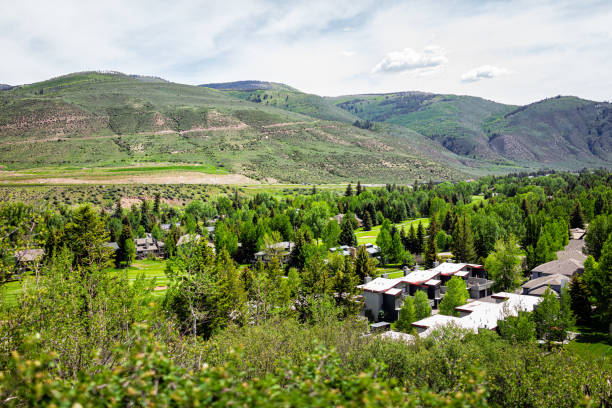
[0,329,491,407]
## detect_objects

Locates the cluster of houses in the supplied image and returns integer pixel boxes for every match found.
[368,227,589,340]
[358,261,493,321]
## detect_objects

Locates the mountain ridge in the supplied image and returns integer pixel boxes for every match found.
[0,72,610,183]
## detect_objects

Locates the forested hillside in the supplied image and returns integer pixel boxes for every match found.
[332,92,612,169]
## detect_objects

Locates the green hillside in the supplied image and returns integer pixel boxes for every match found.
[331,92,515,159]
[0,72,469,183]
[202,81,358,123]
[485,96,612,167]
[332,92,612,169]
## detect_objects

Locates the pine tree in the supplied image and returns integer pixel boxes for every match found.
[424,217,438,269]
[362,211,373,231]
[570,201,585,229]
[114,197,123,219]
[407,224,417,253]
[290,229,309,270]
[153,193,161,215]
[339,218,357,246]
[356,181,362,195]
[559,285,576,335]
[413,290,432,320]
[354,245,377,282]
[395,296,416,332]
[345,183,353,197]
[452,215,477,263]
[116,217,135,268]
[569,274,591,323]
[416,221,425,254]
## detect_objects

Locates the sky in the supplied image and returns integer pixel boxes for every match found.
[1,0,611,105]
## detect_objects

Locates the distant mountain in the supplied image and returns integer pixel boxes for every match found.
[0,84,13,91]
[331,92,612,169]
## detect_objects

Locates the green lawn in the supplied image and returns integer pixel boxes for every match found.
[566,324,612,360]
[1,259,170,306]
[355,217,430,245]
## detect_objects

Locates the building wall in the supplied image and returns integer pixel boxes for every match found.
[363,291,383,321]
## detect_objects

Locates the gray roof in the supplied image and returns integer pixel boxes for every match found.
[531,258,583,277]
[522,273,568,290]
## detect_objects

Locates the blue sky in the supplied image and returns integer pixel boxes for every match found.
[1,0,611,104]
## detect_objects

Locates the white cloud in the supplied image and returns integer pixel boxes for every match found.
[341,50,356,57]
[460,65,511,83]
[372,46,448,75]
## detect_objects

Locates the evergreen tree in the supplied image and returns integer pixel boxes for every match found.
[362,211,373,231]
[395,296,416,332]
[354,245,377,282]
[582,234,612,324]
[332,257,360,316]
[407,224,417,253]
[356,181,362,196]
[391,229,405,265]
[414,290,432,320]
[290,229,309,270]
[114,197,123,219]
[559,285,576,334]
[339,218,357,247]
[116,217,135,268]
[570,201,585,229]
[424,217,438,269]
[416,221,425,254]
[569,274,591,323]
[376,219,393,265]
[439,276,469,316]
[153,193,161,215]
[451,215,477,263]
[345,183,353,197]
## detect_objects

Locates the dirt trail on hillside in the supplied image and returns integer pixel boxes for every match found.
[0,172,260,185]
[0,123,250,146]
[262,121,313,128]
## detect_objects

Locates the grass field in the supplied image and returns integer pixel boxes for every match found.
[355,217,430,245]
[1,259,170,306]
[566,324,612,359]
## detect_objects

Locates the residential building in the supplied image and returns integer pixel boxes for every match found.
[135,234,165,259]
[531,258,583,279]
[330,213,363,227]
[411,292,542,337]
[521,273,569,297]
[357,261,492,322]
[254,241,295,264]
